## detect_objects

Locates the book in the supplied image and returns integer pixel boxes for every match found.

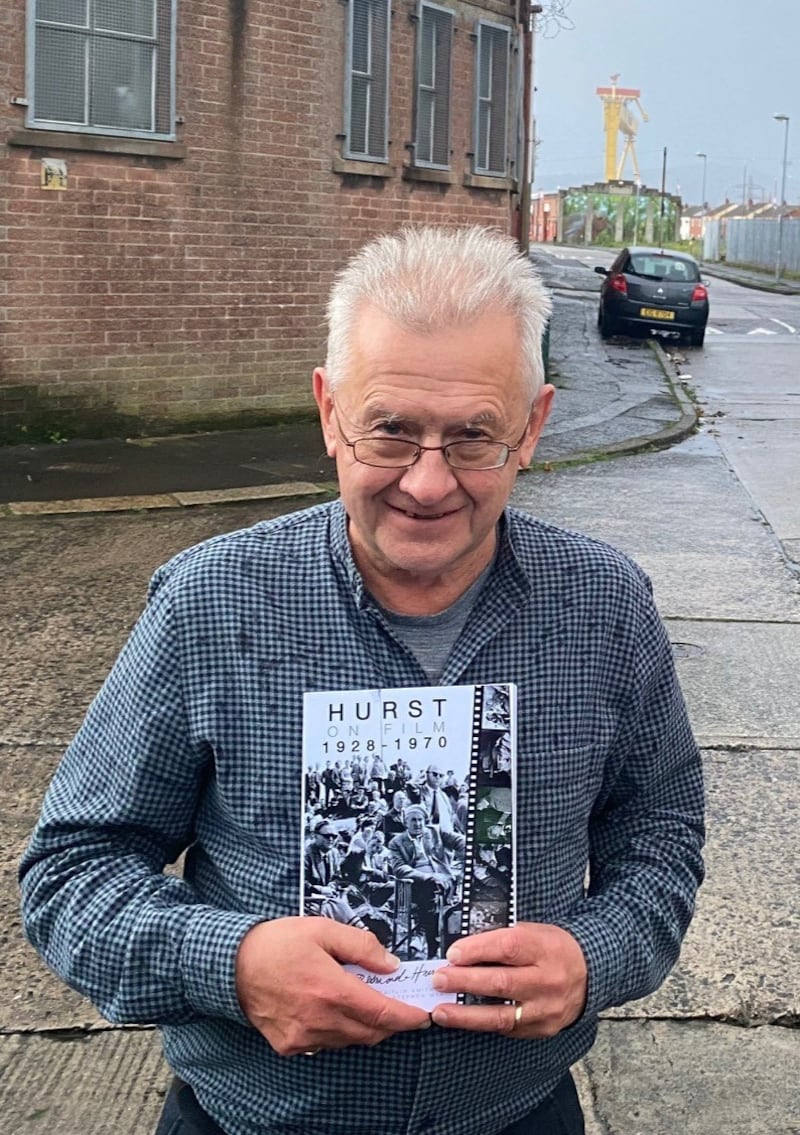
[301,683,516,1011]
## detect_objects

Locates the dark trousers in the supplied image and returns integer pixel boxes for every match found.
[154,1071,584,1135]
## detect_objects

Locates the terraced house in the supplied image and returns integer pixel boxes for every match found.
[1,1,528,440]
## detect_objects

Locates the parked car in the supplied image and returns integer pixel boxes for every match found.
[595,247,709,346]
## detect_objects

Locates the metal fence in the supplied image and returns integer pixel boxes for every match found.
[704,217,800,274]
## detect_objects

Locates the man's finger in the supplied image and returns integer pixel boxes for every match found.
[445,925,525,966]
[430,1001,565,1039]
[432,962,517,1001]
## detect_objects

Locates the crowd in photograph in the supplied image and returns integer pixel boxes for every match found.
[303,758,471,958]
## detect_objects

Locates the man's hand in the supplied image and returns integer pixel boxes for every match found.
[235,917,430,1056]
[429,923,587,1038]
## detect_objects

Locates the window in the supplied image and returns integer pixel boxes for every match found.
[27,1,176,140]
[473,21,510,177]
[414,2,453,169]
[344,0,390,162]
[627,254,700,282]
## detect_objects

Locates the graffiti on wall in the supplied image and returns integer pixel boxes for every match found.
[561,189,679,246]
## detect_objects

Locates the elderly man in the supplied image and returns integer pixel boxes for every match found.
[20,226,704,1135]
[387,804,466,958]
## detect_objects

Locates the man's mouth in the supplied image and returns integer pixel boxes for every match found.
[389,503,457,521]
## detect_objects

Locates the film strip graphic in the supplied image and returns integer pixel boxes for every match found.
[507,686,516,930]
[458,683,485,952]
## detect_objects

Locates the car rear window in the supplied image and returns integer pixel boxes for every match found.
[626,255,700,282]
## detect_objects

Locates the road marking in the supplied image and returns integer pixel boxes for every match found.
[747,328,777,335]
[706,327,723,334]
[770,318,796,334]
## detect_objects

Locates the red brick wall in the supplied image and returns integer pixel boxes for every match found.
[531,193,562,243]
[1,1,519,439]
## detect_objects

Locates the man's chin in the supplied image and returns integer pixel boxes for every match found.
[375,547,461,584]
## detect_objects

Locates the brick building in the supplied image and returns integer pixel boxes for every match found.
[1,1,525,441]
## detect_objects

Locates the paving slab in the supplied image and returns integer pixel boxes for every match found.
[512,434,800,623]
[583,1019,800,1135]
[0,1029,168,1135]
[607,748,799,1024]
[0,743,106,1032]
[715,418,800,548]
[666,621,800,747]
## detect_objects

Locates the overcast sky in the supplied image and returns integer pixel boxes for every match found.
[533,0,797,207]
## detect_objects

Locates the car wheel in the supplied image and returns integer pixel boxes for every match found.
[689,328,706,347]
[598,308,616,339]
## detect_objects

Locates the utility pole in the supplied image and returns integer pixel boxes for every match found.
[696,152,707,212]
[658,146,667,247]
[696,152,707,261]
[774,114,790,281]
[517,2,543,255]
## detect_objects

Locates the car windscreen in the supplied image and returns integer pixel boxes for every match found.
[626,255,700,283]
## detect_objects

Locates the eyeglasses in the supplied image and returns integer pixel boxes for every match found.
[320,832,337,841]
[334,413,529,471]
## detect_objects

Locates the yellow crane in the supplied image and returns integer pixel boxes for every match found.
[596,74,649,182]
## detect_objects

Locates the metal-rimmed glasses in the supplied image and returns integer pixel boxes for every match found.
[334,416,529,471]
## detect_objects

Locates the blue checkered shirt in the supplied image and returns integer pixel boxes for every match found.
[20,501,704,1135]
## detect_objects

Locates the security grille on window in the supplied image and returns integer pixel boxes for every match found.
[345,0,390,162]
[27,0,176,139]
[474,21,510,176]
[414,2,453,169]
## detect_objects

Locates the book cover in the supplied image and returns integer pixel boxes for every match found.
[301,683,516,1011]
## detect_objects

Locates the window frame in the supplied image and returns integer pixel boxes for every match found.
[472,19,510,178]
[412,0,454,171]
[25,0,177,142]
[343,0,391,163]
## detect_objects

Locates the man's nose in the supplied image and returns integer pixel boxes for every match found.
[397,446,458,500]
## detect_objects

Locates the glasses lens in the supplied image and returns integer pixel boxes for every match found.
[445,441,509,470]
[352,438,419,467]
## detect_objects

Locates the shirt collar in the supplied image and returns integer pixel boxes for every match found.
[329,501,532,613]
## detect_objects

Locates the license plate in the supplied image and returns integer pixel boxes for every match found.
[640,307,675,320]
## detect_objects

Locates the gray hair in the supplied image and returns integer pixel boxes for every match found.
[325,226,552,400]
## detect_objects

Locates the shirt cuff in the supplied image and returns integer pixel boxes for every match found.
[180,907,265,1025]
[551,913,630,1019]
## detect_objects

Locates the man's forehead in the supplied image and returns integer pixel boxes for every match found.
[364,402,499,424]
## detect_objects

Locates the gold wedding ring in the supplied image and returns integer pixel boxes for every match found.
[513,1003,524,1028]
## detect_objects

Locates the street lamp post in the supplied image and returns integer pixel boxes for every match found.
[696,152,707,259]
[774,114,790,281]
[696,152,707,212]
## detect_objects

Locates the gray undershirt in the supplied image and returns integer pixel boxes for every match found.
[377,558,495,683]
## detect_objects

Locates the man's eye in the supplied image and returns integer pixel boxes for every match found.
[373,421,406,437]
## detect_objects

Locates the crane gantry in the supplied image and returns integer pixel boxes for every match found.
[595,74,649,183]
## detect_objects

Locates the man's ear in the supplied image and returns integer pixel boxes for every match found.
[518,384,555,469]
[313,368,337,458]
